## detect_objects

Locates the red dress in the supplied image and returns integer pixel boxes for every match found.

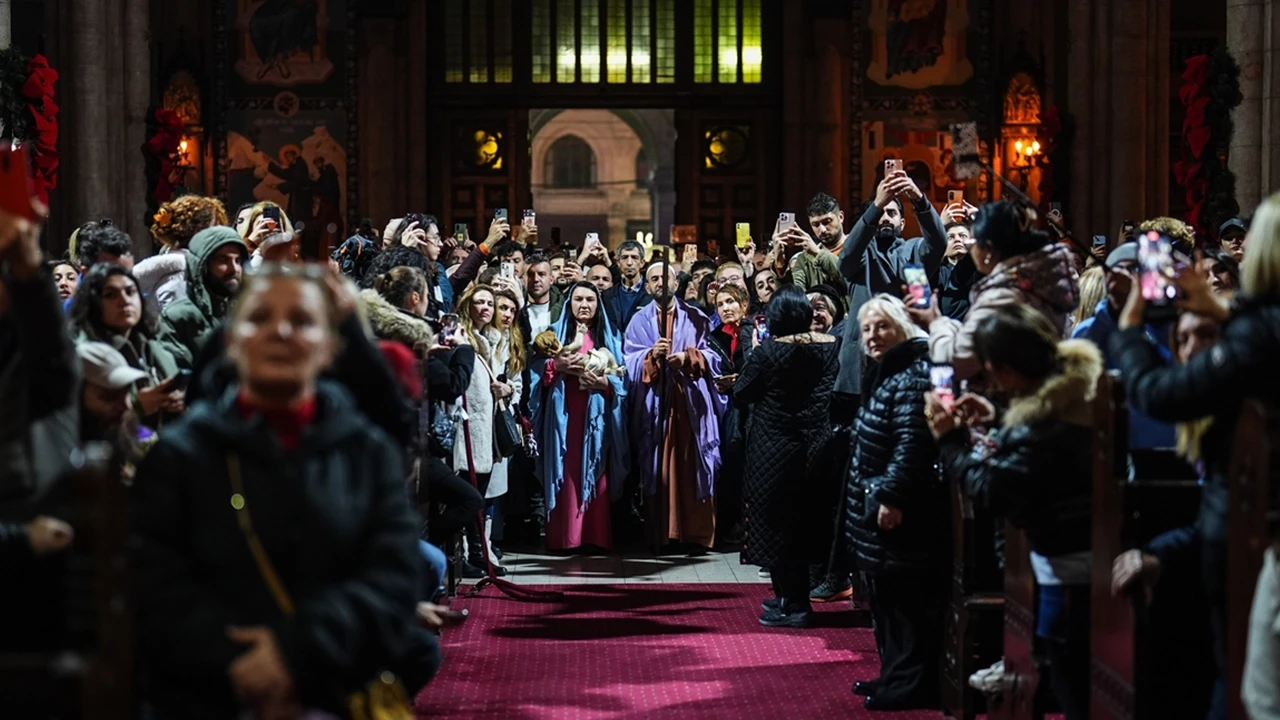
[544,332,613,551]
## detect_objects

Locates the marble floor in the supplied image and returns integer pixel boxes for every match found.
[476,549,769,585]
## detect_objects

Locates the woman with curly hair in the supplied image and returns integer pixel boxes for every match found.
[136,195,231,316]
[69,263,185,428]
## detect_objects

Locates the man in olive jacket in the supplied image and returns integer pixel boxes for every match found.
[157,226,248,368]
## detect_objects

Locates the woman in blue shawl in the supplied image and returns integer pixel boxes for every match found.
[529,281,629,550]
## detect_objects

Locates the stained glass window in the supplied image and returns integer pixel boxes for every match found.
[532,0,552,83]
[607,0,628,83]
[632,0,652,84]
[694,0,763,84]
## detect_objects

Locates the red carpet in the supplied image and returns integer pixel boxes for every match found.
[416,583,947,719]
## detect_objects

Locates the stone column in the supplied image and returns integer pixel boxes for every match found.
[67,0,111,228]
[1228,0,1266,214]
[122,0,150,252]
[0,1,11,50]
[1066,0,1097,240]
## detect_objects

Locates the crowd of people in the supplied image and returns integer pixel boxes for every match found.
[1,166,1279,719]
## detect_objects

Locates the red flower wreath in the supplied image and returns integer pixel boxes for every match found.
[20,55,57,204]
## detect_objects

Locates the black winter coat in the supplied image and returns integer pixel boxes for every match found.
[735,333,839,567]
[1111,296,1280,548]
[938,339,1101,559]
[131,382,420,718]
[845,338,944,575]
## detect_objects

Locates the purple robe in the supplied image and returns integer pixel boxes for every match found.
[623,300,727,500]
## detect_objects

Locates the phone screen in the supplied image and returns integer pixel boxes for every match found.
[735,223,751,249]
[931,365,956,411]
[522,209,536,228]
[753,314,771,341]
[439,314,460,344]
[903,264,930,309]
[1138,232,1176,305]
[682,244,698,263]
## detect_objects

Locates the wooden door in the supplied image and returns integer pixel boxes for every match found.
[431,109,531,247]
[675,108,778,257]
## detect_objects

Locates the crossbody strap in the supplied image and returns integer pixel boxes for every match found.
[227,453,296,617]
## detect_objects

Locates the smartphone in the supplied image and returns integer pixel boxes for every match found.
[1050,202,1062,215]
[439,313,460,345]
[671,225,697,245]
[522,209,536,228]
[777,212,797,235]
[1138,231,1176,305]
[931,364,956,411]
[885,158,904,175]
[753,314,771,341]
[494,208,508,221]
[500,262,515,279]
[585,232,600,246]
[453,223,468,242]
[1122,219,1135,235]
[262,205,281,223]
[0,145,36,220]
[903,264,930,309]
[735,223,751,249]
[707,280,723,298]
[682,244,698,263]
[947,190,963,205]
[167,369,193,393]
[1092,234,1108,249]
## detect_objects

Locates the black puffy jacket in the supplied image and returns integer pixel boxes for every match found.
[845,338,944,574]
[938,339,1101,558]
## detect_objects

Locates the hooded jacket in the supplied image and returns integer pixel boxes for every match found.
[130,381,419,717]
[360,288,435,349]
[938,339,1101,558]
[157,227,248,368]
[928,242,1079,381]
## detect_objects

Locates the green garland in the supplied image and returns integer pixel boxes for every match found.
[0,47,29,142]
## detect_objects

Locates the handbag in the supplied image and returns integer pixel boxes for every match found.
[226,454,415,720]
[476,355,522,459]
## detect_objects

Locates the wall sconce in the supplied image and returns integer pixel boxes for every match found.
[1010,138,1041,191]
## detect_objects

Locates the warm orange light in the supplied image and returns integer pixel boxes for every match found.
[179,139,189,154]
[1032,141,1041,153]
[1015,140,1024,152]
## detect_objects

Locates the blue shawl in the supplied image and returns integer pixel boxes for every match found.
[528,306,629,515]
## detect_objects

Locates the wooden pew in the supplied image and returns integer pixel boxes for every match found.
[1089,372,1205,720]
[941,481,1004,720]
[0,442,134,719]
[1226,399,1279,720]
[989,523,1043,720]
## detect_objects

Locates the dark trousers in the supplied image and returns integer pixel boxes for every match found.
[424,455,484,547]
[769,562,812,612]
[865,571,942,705]
[394,627,443,695]
[1037,584,1090,720]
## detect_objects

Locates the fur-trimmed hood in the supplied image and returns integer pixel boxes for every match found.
[1002,339,1103,429]
[359,288,435,348]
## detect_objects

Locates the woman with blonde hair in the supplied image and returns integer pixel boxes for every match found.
[843,293,943,708]
[135,195,230,315]
[1070,265,1106,333]
[1112,190,1280,720]
[452,283,515,576]
[237,201,299,267]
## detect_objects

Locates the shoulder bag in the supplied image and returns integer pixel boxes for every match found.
[226,454,415,720]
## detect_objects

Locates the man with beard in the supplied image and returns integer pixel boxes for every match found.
[158,227,248,368]
[520,253,564,341]
[624,261,725,552]
[835,170,946,405]
[787,192,850,292]
[602,239,650,332]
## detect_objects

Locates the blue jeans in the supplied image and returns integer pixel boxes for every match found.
[419,540,447,602]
